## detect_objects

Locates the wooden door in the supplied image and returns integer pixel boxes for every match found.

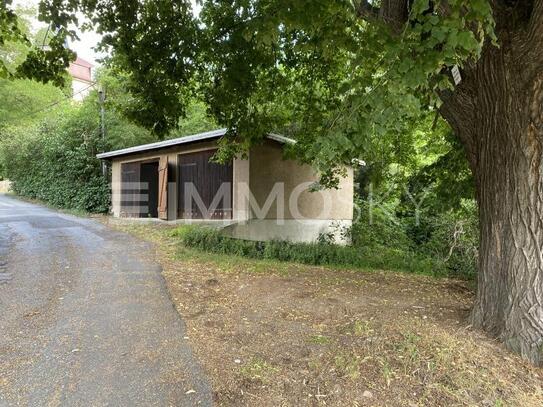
[158,156,168,220]
[177,150,233,219]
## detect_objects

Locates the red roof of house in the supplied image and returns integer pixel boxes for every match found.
[73,56,93,68]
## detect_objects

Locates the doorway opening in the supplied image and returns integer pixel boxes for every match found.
[140,161,159,218]
[121,159,159,218]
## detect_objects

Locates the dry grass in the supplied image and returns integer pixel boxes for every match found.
[109,221,543,406]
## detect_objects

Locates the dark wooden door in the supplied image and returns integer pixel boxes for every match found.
[177,150,233,219]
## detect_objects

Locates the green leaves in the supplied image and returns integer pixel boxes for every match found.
[2,0,498,180]
[0,0,30,78]
[0,1,76,86]
[0,106,110,212]
[410,0,431,17]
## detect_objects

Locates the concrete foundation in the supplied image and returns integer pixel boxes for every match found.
[222,219,352,244]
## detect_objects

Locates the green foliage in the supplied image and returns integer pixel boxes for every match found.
[0,1,29,78]
[349,195,478,279]
[0,78,68,128]
[418,201,479,279]
[0,1,74,86]
[0,106,110,212]
[95,66,216,142]
[10,1,497,166]
[0,6,72,130]
[192,0,497,177]
[351,199,412,251]
[85,1,199,135]
[172,101,217,138]
[175,225,445,277]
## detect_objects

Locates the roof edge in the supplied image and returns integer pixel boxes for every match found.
[96,128,296,160]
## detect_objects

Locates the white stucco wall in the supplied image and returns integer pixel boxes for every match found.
[72,79,94,101]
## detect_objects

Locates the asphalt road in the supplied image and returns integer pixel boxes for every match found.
[0,194,212,406]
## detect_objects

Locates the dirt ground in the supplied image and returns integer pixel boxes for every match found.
[112,222,543,406]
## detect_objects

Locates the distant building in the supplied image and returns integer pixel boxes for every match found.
[68,56,94,101]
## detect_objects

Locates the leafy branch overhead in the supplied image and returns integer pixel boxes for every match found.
[4,1,497,172]
[0,1,75,86]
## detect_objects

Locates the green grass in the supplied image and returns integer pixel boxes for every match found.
[172,225,447,277]
[239,357,279,382]
[308,334,332,345]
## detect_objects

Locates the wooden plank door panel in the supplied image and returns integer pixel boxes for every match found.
[177,150,233,219]
[158,156,168,220]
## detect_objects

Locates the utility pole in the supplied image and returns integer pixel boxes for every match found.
[98,85,107,177]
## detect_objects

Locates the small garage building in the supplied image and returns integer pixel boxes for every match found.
[97,129,354,243]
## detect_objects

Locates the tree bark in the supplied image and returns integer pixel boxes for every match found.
[355,0,543,365]
[440,32,543,365]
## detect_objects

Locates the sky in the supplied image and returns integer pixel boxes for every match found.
[13,0,202,66]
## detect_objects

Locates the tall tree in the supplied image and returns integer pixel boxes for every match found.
[25,0,543,365]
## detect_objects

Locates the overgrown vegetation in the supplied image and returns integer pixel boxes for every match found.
[351,199,478,280]
[172,225,446,277]
[0,105,110,212]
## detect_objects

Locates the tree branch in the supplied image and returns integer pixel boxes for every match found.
[439,87,479,170]
[355,0,410,33]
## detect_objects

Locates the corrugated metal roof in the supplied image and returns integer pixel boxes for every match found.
[96,128,295,159]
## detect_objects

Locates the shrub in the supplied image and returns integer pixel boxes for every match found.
[350,199,412,251]
[349,195,478,280]
[0,107,110,213]
[418,202,479,279]
[176,225,446,276]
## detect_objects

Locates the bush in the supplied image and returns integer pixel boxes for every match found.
[347,197,478,279]
[418,202,479,279]
[175,225,446,276]
[0,107,110,213]
[350,199,412,251]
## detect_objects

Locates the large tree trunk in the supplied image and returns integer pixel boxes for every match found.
[441,31,543,365]
[358,0,543,366]
[472,75,543,365]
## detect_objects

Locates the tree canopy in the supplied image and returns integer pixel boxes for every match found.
[9,0,493,181]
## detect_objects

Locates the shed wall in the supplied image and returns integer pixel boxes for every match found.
[248,140,353,221]
[109,139,354,226]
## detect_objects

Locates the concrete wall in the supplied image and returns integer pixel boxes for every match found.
[223,219,352,244]
[248,140,353,221]
[232,155,251,221]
